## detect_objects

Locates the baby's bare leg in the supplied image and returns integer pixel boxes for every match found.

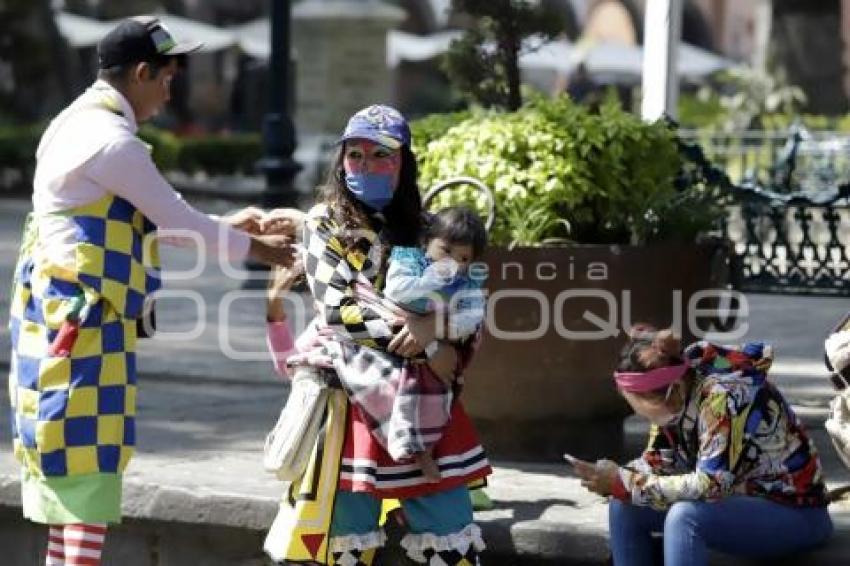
[414,451,441,482]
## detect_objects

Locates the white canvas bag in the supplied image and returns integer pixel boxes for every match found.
[263,367,329,481]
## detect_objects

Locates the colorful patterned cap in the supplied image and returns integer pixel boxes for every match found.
[98,15,202,69]
[339,104,411,150]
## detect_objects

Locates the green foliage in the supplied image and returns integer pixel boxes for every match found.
[679,66,807,131]
[409,110,472,146]
[177,134,263,176]
[138,125,181,172]
[0,123,261,189]
[677,91,726,129]
[138,126,262,175]
[714,66,806,130]
[413,94,700,247]
[442,0,562,110]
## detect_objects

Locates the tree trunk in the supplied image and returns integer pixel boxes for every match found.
[36,0,78,105]
[501,18,523,111]
[771,0,848,114]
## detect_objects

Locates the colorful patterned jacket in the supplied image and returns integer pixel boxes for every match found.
[617,341,829,509]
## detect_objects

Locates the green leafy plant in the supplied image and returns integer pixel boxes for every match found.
[680,66,807,131]
[138,125,181,172]
[412,94,703,247]
[177,134,262,176]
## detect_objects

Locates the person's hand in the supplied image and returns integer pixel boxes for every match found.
[266,262,304,322]
[388,312,438,357]
[427,343,459,385]
[261,207,304,237]
[249,234,296,267]
[224,206,266,234]
[574,458,620,497]
[267,262,304,296]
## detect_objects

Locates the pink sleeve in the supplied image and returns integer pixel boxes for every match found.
[267,321,296,378]
[85,137,251,260]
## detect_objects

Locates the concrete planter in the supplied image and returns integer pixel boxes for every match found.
[462,241,731,461]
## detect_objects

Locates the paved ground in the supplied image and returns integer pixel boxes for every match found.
[1,197,850,564]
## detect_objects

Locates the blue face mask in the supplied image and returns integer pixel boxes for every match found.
[345,172,395,210]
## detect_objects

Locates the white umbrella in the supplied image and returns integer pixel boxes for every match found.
[229,18,270,59]
[54,11,113,48]
[132,13,237,53]
[54,10,238,53]
[520,39,734,81]
[387,30,463,67]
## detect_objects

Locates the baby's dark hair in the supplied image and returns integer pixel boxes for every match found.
[423,206,487,259]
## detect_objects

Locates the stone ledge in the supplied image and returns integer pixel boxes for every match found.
[3,469,850,565]
[0,472,279,532]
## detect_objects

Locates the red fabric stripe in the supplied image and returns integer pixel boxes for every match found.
[64,558,101,566]
[340,401,492,498]
[65,524,107,534]
[67,538,104,551]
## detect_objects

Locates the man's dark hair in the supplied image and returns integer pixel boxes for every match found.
[97,54,184,84]
[423,206,488,259]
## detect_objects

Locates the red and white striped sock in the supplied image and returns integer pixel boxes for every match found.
[62,524,107,566]
[45,525,65,566]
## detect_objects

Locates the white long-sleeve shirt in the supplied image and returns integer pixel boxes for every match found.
[31,80,250,269]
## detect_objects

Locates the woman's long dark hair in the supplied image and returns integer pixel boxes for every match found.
[319,144,422,249]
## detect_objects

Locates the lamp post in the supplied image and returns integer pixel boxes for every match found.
[259,0,301,209]
[640,0,683,122]
[245,0,302,283]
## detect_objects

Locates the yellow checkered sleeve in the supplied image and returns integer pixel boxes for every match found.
[302,206,394,349]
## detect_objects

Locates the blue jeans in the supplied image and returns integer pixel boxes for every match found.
[609,497,833,566]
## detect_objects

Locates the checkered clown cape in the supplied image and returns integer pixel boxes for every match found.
[9,194,160,479]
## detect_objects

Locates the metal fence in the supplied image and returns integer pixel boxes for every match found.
[681,126,850,296]
[679,127,850,195]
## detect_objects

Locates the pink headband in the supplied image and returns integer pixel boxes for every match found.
[614,363,689,393]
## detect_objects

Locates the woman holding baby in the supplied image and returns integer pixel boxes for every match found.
[263,104,491,566]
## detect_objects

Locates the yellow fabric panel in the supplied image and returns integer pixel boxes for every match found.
[100,353,128,386]
[105,219,133,255]
[125,385,137,417]
[66,446,99,475]
[101,279,126,315]
[73,328,103,358]
[66,387,98,418]
[38,358,71,390]
[19,388,40,419]
[119,446,133,471]
[73,194,111,217]
[37,420,65,453]
[96,415,124,445]
[340,305,364,326]
[75,243,105,279]
[129,261,146,294]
